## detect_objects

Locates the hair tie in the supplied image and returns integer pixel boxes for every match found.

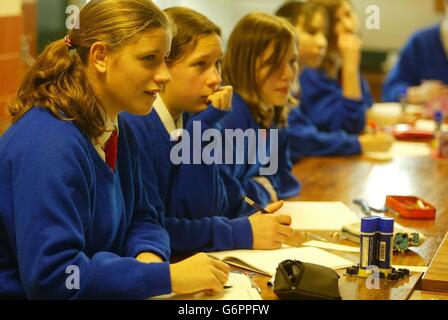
[64,35,74,48]
[64,35,77,56]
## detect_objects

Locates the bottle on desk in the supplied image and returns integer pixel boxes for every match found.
[433,110,448,159]
[359,216,379,277]
[378,217,394,277]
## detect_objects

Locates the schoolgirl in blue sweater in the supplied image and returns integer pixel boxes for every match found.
[383,23,448,104]
[124,7,293,252]
[275,1,392,162]
[0,0,229,299]
[299,0,372,135]
[219,12,301,213]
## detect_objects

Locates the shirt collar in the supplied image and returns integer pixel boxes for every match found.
[153,95,183,139]
[95,113,119,149]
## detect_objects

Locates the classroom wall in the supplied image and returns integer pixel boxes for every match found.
[352,0,444,51]
[156,0,444,52]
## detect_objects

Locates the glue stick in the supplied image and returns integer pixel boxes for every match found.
[359,216,379,277]
[378,217,394,276]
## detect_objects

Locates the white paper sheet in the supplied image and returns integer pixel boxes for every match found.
[274,201,360,231]
[208,246,354,276]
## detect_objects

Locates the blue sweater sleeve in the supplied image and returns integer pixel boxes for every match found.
[121,158,171,262]
[288,107,361,162]
[169,105,230,219]
[300,69,372,134]
[9,125,171,299]
[382,33,421,102]
[264,128,301,199]
[135,124,253,252]
[165,217,252,253]
[215,96,298,217]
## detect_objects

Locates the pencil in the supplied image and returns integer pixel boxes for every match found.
[240,194,269,213]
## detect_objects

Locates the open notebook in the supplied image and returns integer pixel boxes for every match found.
[208,246,353,276]
[273,201,360,231]
[150,272,262,300]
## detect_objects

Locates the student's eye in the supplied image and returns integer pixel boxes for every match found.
[143,55,156,62]
[215,59,223,71]
[194,61,207,68]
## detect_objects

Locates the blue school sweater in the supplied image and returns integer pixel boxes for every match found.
[216,93,301,216]
[0,107,171,299]
[288,106,361,162]
[122,105,253,253]
[382,24,448,102]
[299,68,373,134]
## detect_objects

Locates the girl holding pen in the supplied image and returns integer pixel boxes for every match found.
[0,0,230,299]
[217,12,301,214]
[123,7,294,252]
[275,1,393,162]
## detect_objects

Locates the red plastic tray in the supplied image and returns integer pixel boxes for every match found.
[385,195,436,219]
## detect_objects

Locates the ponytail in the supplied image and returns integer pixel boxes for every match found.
[9,0,170,140]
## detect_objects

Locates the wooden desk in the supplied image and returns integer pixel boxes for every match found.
[409,290,448,300]
[253,155,448,300]
[421,231,448,292]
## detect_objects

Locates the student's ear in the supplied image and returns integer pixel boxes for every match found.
[89,42,108,74]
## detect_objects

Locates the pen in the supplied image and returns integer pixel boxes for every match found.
[240,194,269,213]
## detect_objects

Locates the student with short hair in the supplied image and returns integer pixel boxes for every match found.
[218,12,301,213]
[123,7,294,253]
[0,0,230,299]
[276,1,393,162]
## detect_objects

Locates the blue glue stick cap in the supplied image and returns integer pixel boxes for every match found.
[379,217,394,233]
[361,216,379,233]
[434,110,443,123]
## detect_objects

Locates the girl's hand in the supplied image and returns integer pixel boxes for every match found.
[338,33,362,67]
[207,85,233,111]
[248,201,294,249]
[170,253,231,295]
[407,80,448,105]
[359,132,395,153]
[136,252,164,263]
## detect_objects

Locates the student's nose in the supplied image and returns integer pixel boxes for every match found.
[282,62,296,82]
[207,66,222,89]
[316,33,328,51]
[343,16,356,34]
[155,62,171,86]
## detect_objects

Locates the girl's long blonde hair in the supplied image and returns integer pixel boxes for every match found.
[9,0,170,140]
[223,12,298,128]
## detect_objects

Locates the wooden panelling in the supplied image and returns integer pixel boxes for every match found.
[0,16,22,54]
